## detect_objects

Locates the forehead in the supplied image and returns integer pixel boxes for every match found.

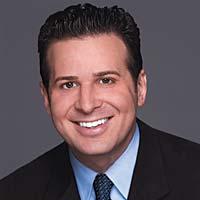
[47,34,130,76]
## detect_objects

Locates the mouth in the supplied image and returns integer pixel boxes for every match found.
[74,117,112,129]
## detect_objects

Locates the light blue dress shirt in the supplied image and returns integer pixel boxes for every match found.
[69,124,140,200]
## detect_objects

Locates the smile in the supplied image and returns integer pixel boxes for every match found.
[78,118,109,128]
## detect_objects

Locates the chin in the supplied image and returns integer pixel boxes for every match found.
[73,142,114,157]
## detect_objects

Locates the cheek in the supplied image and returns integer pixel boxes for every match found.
[105,86,137,113]
[49,92,75,117]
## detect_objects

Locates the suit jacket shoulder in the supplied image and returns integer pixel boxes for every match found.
[0,143,80,200]
[128,119,200,200]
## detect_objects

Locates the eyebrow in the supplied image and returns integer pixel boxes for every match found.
[54,70,121,83]
[55,76,78,83]
[94,70,121,77]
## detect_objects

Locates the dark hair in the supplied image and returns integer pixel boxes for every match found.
[38,3,143,89]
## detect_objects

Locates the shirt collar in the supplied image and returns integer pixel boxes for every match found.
[106,124,140,198]
[69,123,140,200]
[69,151,96,200]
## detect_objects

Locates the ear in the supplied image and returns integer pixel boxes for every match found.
[137,69,147,107]
[40,81,51,115]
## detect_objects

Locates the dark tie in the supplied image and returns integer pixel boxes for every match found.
[93,173,114,200]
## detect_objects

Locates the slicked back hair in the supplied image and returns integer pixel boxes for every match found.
[38,3,143,90]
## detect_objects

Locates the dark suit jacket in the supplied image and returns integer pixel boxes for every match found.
[0,120,200,200]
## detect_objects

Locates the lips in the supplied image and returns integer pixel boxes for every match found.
[72,117,113,136]
[72,116,112,128]
[78,118,108,128]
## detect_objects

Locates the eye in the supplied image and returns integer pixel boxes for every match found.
[62,82,78,89]
[99,78,115,84]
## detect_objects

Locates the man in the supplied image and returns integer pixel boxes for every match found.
[0,3,200,200]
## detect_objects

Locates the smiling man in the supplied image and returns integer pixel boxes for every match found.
[41,33,146,174]
[0,3,200,200]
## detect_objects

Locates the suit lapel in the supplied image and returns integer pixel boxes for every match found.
[43,143,80,200]
[128,120,170,200]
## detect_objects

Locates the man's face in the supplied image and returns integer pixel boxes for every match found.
[41,33,147,167]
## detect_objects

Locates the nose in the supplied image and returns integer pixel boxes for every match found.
[75,84,102,114]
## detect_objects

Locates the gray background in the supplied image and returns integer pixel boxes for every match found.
[0,0,199,179]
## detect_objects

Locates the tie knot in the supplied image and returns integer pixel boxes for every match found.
[93,173,113,200]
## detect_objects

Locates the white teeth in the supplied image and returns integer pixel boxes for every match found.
[79,118,108,128]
